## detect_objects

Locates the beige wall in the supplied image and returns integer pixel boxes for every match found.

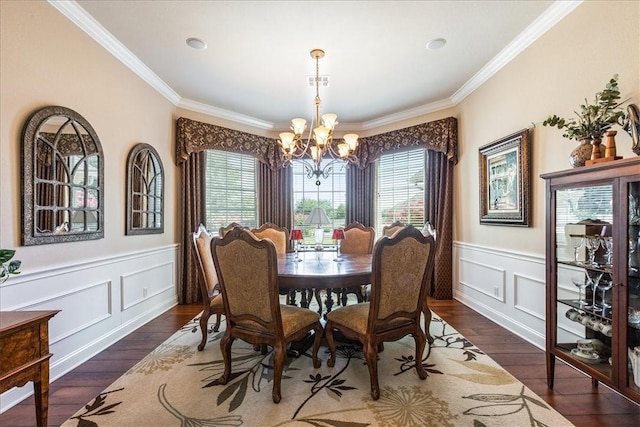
[0,1,177,269]
[1,0,639,276]
[455,0,638,255]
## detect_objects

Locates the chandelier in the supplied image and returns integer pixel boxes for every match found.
[278,49,359,182]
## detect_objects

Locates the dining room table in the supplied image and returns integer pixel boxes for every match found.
[277,250,372,315]
[277,250,372,356]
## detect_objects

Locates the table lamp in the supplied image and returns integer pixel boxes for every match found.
[290,229,303,261]
[332,228,345,261]
[304,208,331,250]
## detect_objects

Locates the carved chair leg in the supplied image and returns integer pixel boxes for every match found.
[325,321,337,367]
[271,342,287,403]
[213,313,221,332]
[364,340,380,400]
[198,311,210,351]
[423,305,434,344]
[311,322,323,369]
[414,329,428,380]
[214,332,234,385]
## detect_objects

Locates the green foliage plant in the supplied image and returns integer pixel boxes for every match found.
[543,75,628,140]
[0,249,21,283]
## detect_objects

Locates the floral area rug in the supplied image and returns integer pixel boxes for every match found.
[62,309,573,427]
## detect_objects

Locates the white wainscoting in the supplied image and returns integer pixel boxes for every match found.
[453,241,549,350]
[0,245,179,413]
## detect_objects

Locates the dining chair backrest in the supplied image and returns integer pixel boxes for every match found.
[192,223,224,350]
[369,225,436,328]
[212,227,281,333]
[193,223,218,299]
[219,222,249,237]
[382,221,406,238]
[340,222,375,255]
[251,223,289,256]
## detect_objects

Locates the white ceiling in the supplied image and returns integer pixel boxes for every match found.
[53,1,580,131]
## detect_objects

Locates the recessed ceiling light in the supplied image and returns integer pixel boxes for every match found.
[426,38,447,50]
[186,37,207,50]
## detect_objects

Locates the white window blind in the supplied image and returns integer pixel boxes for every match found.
[205,150,257,230]
[375,149,425,236]
[292,160,346,244]
[555,185,613,246]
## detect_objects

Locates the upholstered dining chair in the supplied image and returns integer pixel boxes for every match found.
[219,222,248,237]
[250,223,304,305]
[211,227,323,403]
[336,221,375,305]
[382,220,406,237]
[250,223,289,255]
[192,224,225,351]
[325,225,437,400]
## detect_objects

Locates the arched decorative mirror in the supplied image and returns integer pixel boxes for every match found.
[126,143,164,235]
[22,106,104,245]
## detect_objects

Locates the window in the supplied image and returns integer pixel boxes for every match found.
[204,150,257,230]
[292,160,346,244]
[375,148,426,236]
[555,185,613,249]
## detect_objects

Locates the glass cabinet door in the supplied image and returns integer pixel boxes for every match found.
[627,180,640,393]
[555,184,613,381]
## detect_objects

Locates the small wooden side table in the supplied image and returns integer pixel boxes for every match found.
[0,310,59,427]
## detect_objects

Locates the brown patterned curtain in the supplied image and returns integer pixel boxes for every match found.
[425,149,454,299]
[258,163,293,244]
[346,163,376,227]
[178,151,206,304]
[176,118,284,303]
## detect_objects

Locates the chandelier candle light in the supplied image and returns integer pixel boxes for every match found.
[278,49,359,182]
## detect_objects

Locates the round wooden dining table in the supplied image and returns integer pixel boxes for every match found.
[277,250,372,356]
[277,250,372,315]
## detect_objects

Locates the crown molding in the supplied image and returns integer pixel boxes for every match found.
[450,0,582,104]
[48,0,181,105]
[50,0,581,131]
[177,99,274,130]
[361,98,456,130]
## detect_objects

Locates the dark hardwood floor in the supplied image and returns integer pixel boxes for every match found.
[1,299,639,426]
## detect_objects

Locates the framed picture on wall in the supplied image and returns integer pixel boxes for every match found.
[479,128,531,226]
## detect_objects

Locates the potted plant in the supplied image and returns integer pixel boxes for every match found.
[543,75,628,167]
[0,249,21,283]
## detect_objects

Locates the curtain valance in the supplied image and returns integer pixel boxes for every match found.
[357,117,458,166]
[176,117,283,169]
[176,116,458,168]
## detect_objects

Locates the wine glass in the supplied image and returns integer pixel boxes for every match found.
[568,234,585,265]
[585,235,602,267]
[570,274,589,307]
[630,237,638,273]
[601,236,613,267]
[597,277,613,312]
[585,269,603,311]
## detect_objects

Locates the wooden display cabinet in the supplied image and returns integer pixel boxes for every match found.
[541,157,640,405]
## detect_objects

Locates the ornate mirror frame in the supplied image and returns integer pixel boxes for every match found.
[126,143,164,235]
[22,106,104,245]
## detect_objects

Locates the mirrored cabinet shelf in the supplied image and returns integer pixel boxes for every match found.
[541,157,640,405]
